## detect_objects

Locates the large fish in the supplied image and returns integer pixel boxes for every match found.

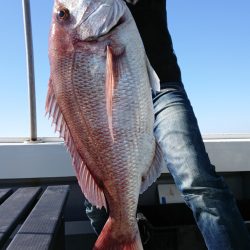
[46,0,164,249]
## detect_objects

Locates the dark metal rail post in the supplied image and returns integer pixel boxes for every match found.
[22,0,37,141]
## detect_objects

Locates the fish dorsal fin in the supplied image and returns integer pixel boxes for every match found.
[46,79,107,210]
[140,141,165,194]
[145,56,160,94]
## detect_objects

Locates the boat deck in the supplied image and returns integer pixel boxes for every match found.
[1,176,250,249]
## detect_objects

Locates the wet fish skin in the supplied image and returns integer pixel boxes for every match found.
[47,0,162,249]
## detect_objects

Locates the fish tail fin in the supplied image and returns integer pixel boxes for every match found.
[93,218,143,250]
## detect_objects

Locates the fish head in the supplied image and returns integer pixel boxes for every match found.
[49,0,126,53]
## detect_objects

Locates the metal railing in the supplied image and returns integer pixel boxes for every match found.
[22,0,37,142]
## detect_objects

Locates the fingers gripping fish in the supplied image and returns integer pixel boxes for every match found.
[46,0,164,249]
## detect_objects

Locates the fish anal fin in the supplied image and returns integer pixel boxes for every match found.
[45,79,107,210]
[140,141,165,194]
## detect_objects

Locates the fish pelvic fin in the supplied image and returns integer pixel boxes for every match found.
[93,218,143,250]
[46,79,107,210]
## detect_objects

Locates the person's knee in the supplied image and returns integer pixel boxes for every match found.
[181,182,234,210]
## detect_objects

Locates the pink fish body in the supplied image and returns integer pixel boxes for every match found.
[46,0,163,249]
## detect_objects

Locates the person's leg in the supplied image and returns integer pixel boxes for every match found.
[153,85,250,250]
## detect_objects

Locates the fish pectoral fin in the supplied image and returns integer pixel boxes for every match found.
[105,45,121,142]
[140,140,165,194]
[46,79,107,210]
[145,56,160,94]
[106,45,114,141]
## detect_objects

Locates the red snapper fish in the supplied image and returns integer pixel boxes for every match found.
[46,0,164,249]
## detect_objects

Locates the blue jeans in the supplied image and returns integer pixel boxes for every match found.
[85,85,250,249]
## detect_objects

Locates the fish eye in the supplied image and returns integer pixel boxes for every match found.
[57,8,70,21]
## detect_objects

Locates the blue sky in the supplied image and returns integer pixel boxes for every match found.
[0,0,249,137]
